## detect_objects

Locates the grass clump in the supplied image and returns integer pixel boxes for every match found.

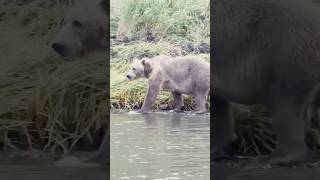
[0,53,108,154]
[111,41,182,63]
[231,104,320,157]
[233,105,275,156]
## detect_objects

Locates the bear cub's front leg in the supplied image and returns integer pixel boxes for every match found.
[136,83,161,114]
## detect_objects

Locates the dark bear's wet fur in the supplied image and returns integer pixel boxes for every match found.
[212,0,320,165]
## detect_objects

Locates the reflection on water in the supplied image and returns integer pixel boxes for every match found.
[0,149,107,179]
[0,165,106,180]
[110,112,210,180]
[213,162,320,180]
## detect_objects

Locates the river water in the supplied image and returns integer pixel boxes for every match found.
[0,150,107,180]
[110,112,210,180]
[2,112,319,180]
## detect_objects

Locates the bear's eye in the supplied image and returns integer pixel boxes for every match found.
[132,68,136,70]
[72,20,82,27]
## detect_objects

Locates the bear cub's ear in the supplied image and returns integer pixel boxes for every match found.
[141,58,149,65]
[141,59,146,65]
[141,58,152,77]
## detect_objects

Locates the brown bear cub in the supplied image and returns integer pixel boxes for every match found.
[127,55,210,114]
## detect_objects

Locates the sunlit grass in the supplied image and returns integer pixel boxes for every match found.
[111,0,210,42]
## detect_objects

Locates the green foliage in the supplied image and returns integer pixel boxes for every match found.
[112,0,210,42]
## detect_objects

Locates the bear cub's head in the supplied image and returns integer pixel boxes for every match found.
[126,58,153,80]
[51,0,108,61]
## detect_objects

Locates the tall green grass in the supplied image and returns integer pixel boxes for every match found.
[112,0,210,42]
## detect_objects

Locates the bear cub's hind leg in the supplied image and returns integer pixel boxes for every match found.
[194,92,208,114]
[172,92,184,112]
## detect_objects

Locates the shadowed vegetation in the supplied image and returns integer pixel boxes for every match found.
[0,0,107,154]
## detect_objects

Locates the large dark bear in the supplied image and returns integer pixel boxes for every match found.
[212,0,320,165]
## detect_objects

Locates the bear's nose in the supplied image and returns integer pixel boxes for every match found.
[51,43,67,57]
[126,75,131,79]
